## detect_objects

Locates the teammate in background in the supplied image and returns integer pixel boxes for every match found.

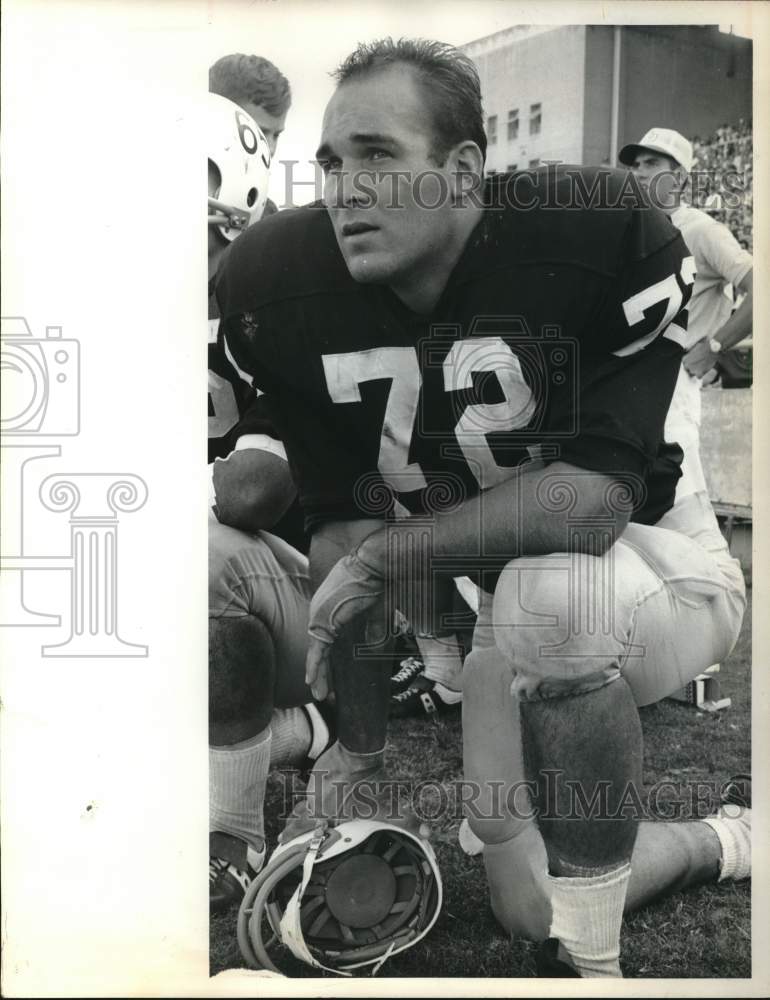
[210,53,291,216]
[619,128,753,504]
[207,89,331,914]
[217,40,749,976]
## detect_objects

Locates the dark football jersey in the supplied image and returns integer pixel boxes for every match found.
[208,278,257,464]
[216,168,693,558]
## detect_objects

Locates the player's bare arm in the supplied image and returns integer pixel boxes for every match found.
[306,459,627,697]
[683,268,753,377]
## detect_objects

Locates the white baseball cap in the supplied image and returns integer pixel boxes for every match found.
[618,128,693,173]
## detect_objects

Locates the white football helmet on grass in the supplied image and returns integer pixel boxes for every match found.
[237,820,442,976]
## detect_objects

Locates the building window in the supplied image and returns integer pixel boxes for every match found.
[507,163,518,172]
[529,158,540,169]
[529,103,542,136]
[487,115,498,145]
[507,108,519,141]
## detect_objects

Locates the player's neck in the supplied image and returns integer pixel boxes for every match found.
[390,202,484,315]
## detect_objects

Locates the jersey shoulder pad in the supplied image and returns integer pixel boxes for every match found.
[487,166,678,276]
[216,203,353,315]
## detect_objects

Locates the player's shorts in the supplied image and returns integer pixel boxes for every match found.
[209,520,312,689]
[485,491,745,705]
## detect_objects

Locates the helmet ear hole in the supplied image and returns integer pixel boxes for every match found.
[246,187,258,208]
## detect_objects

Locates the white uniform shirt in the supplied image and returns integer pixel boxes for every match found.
[671,204,752,349]
[665,206,752,502]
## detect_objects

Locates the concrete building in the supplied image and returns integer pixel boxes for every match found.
[462,25,752,172]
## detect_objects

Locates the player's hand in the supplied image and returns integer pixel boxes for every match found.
[278,741,428,844]
[306,544,386,700]
[682,340,719,380]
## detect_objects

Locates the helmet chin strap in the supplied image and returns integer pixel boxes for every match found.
[207,197,250,235]
[278,827,355,977]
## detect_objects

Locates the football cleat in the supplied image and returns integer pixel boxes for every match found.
[721,773,751,809]
[390,656,426,696]
[207,93,271,242]
[390,676,461,719]
[237,820,442,976]
[210,831,266,914]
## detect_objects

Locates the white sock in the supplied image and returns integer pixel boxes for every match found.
[547,863,631,978]
[210,727,272,853]
[416,633,464,691]
[703,808,751,881]
[302,702,330,762]
[433,682,463,705]
[269,707,311,767]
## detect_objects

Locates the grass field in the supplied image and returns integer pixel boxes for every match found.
[211,588,752,980]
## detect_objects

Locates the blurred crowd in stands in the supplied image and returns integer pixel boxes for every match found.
[689,119,753,250]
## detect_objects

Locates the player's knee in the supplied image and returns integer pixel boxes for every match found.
[483,825,552,941]
[492,554,571,675]
[492,552,627,687]
[209,615,276,728]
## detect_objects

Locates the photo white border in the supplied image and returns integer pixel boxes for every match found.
[1,0,767,995]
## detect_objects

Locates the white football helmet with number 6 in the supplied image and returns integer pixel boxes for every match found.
[207,93,272,241]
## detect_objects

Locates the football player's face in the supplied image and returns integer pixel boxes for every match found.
[630,151,683,212]
[318,66,463,308]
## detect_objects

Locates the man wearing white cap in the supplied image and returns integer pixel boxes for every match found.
[618,127,753,503]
